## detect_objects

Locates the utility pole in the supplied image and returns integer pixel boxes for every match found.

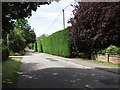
[63,9,65,30]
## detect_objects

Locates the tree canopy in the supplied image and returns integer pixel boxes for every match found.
[69,2,120,56]
[2,2,49,39]
[14,18,36,44]
[9,18,36,53]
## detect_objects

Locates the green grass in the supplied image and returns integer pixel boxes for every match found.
[75,58,120,67]
[88,60,120,67]
[2,57,21,88]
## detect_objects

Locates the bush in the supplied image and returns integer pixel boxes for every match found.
[41,28,71,57]
[2,45,10,61]
[105,45,120,55]
[9,50,15,56]
[77,53,85,58]
[97,45,120,55]
[34,43,37,51]
[97,49,106,55]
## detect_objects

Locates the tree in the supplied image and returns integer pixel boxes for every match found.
[2,2,49,40]
[14,18,36,44]
[104,45,120,55]
[68,2,120,58]
[29,30,36,43]
[9,18,36,53]
[2,1,61,59]
[2,1,62,40]
[9,29,26,53]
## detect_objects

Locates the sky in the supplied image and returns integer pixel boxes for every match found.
[27,0,76,37]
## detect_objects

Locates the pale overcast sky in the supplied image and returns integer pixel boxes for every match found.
[27,0,76,37]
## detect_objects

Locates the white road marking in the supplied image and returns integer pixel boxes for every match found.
[9,56,31,58]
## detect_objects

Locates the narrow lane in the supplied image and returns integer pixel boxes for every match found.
[17,49,119,88]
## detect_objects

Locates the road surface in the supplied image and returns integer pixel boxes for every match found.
[17,49,119,88]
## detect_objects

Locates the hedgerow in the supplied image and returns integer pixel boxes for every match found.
[37,40,43,52]
[41,28,71,57]
[34,43,37,52]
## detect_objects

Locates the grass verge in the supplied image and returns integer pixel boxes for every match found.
[87,60,120,67]
[75,58,120,67]
[2,57,21,88]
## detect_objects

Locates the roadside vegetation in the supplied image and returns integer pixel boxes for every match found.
[87,60,120,67]
[2,2,120,61]
[2,2,120,88]
[33,2,120,60]
[2,57,21,88]
[2,2,48,61]
[2,18,36,61]
[97,45,120,56]
[75,58,120,68]
[68,2,120,59]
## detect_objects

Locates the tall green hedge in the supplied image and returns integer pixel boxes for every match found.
[41,29,71,57]
[37,40,43,52]
[34,43,37,51]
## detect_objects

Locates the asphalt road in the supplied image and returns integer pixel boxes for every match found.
[17,49,119,88]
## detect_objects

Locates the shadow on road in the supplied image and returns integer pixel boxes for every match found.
[17,62,119,89]
[16,49,120,89]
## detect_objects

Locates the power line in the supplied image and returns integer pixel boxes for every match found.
[44,11,62,34]
[63,1,73,10]
[44,1,74,34]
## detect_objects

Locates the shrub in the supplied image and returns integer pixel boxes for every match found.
[97,45,120,55]
[77,53,85,58]
[105,45,120,55]
[41,28,71,57]
[9,50,15,56]
[97,49,106,55]
[2,45,10,61]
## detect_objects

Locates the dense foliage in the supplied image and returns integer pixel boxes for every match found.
[41,28,71,57]
[69,2,120,58]
[2,2,45,60]
[14,18,36,45]
[8,19,35,54]
[2,2,49,40]
[2,45,10,61]
[2,1,61,60]
[98,45,120,55]
[9,30,26,53]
